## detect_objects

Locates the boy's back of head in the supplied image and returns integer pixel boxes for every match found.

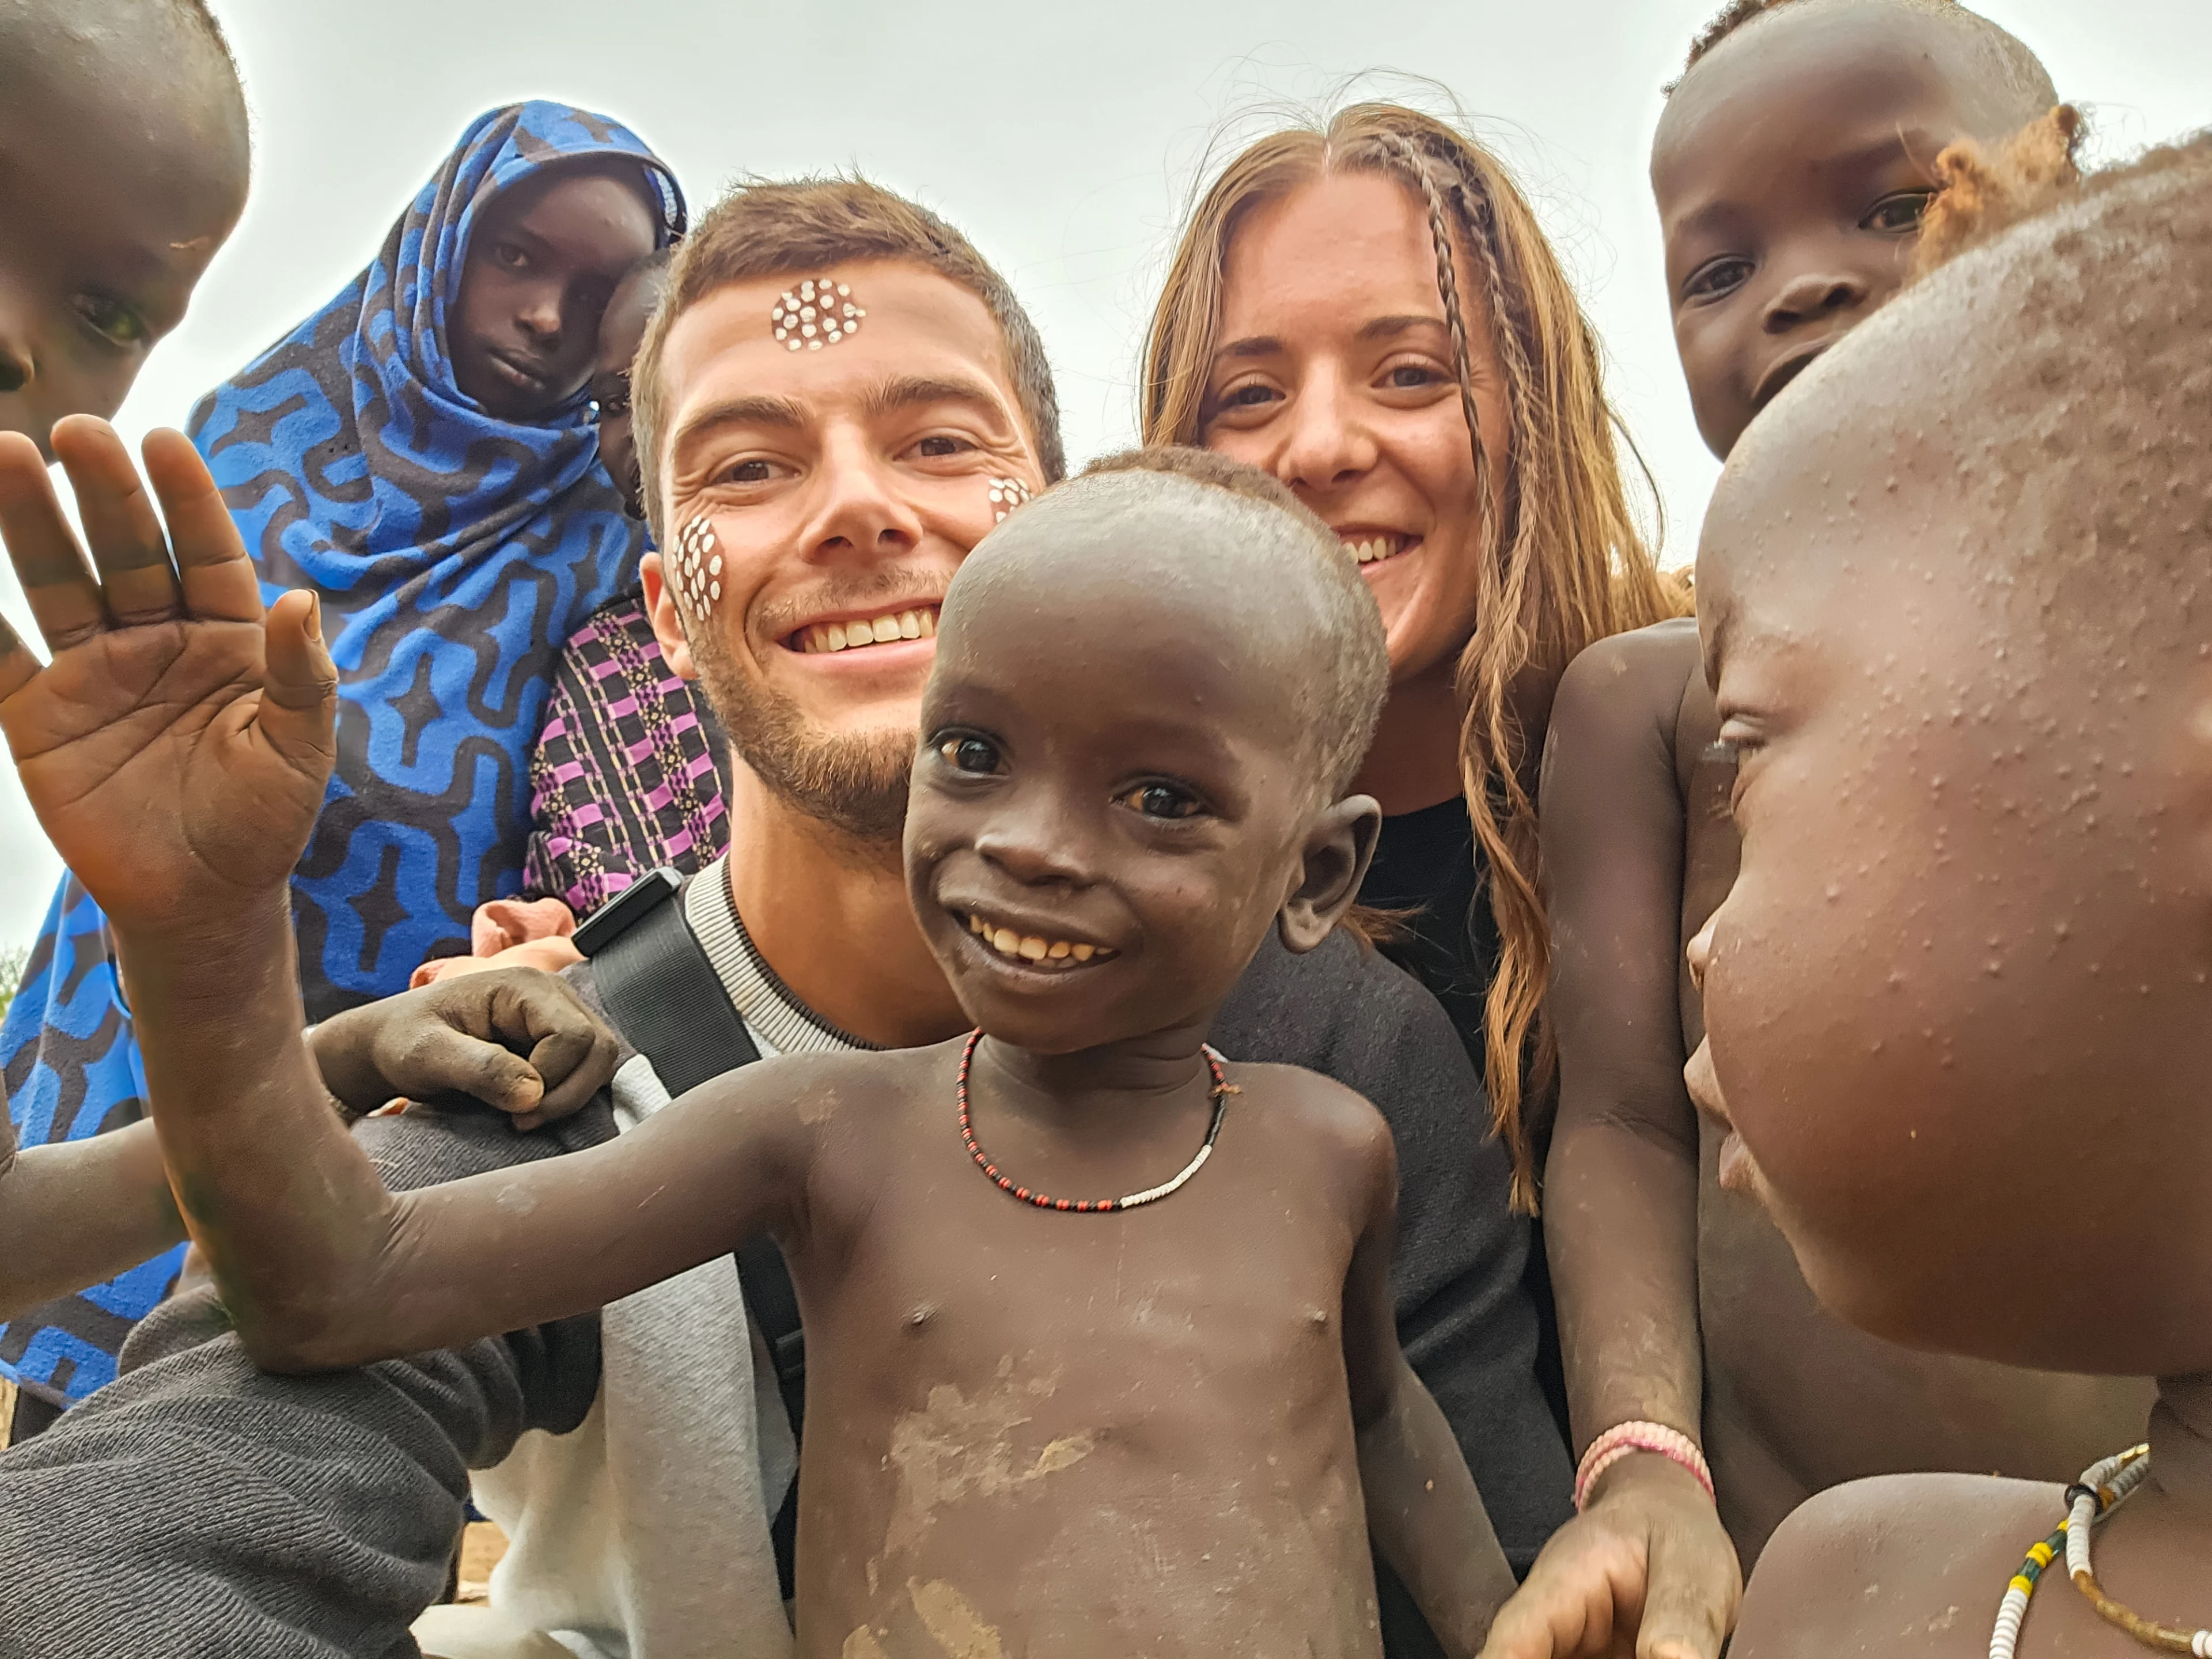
[1653,0,2062,459]
[1691,132,2212,1376]
[0,0,250,454]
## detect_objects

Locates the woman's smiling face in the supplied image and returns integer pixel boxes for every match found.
[1199,170,1511,688]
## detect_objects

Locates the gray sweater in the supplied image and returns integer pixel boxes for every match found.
[0,929,1570,1658]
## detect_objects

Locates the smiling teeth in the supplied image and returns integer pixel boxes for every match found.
[965,911,1109,965]
[1343,536,1407,565]
[801,608,938,653]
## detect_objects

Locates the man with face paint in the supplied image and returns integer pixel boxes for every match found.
[0,177,1567,1659]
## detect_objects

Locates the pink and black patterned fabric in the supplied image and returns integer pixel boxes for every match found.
[525,597,732,918]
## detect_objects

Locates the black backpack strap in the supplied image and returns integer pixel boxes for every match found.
[578,868,756,1095]
[581,870,809,1443]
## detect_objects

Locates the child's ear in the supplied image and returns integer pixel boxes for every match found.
[1279,794,1383,954]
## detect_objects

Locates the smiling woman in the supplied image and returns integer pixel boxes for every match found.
[1144,103,1685,1211]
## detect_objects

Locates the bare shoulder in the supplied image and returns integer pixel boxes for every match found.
[687,1042,938,1118]
[1551,617,1702,738]
[1543,619,1702,814]
[1221,1059,1393,1171]
[1734,1472,2065,1659]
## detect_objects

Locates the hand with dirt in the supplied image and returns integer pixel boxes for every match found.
[0,417,334,945]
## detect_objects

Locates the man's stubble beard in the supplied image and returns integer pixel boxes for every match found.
[687,623,914,848]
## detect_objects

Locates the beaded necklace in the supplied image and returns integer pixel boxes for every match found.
[957,1030,1234,1213]
[1989,1445,2210,1657]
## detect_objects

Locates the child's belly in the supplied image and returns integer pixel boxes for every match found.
[1695,1116,2154,1565]
[790,1249,1382,1656]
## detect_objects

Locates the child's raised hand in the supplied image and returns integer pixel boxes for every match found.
[0,417,336,936]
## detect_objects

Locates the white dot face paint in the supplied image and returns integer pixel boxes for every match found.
[769,274,866,353]
[672,514,721,616]
[985,476,1034,524]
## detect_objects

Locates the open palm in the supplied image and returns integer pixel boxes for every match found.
[0,419,335,934]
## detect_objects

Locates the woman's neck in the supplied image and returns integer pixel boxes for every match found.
[1354,656,1466,816]
[721,763,969,1050]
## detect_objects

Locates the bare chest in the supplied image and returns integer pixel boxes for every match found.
[783,1121,1381,1656]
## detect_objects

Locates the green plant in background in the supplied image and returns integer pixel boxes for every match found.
[0,944,27,1021]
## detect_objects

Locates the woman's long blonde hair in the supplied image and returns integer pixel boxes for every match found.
[1142,102,1685,1211]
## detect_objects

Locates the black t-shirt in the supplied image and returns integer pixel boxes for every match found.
[1361,797,1500,1070]
[1361,796,1571,1484]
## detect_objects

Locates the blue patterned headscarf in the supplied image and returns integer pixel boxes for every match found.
[0,103,684,1406]
[193,99,684,1020]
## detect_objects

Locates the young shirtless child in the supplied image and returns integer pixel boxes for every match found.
[0,436,1519,1656]
[1494,4,2151,1655]
[0,1,251,1340]
[1697,129,2212,1657]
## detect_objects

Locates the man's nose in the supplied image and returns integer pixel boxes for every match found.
[808,426,927,562]
[1762,266,1870,333]
[1685,915,1717,993]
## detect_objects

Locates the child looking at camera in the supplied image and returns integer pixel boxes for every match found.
[0,442,1517,1656]
[0,0,251,1427]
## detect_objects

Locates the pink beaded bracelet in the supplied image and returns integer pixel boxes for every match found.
[1573,1421,1716,1513]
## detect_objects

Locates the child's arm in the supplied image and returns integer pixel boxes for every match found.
[0,1122,181,1320]
[0,421,816,1373]
[1482,625,1737,1659]
[0,922,612,1325]
[137,912,820,1370]
[1340,1104,1517,1656]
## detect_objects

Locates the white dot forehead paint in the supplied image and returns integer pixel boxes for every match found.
[671,513,722,615]
[770,275,865,352]
[986,476,1033,524]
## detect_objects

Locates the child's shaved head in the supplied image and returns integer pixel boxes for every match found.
[961,449,1391,801]
[0,0,244,96]
[1691,135,2212,1373]
[1677,0,2053,116]
[0,0,250,452]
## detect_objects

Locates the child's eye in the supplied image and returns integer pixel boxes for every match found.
[1704,737,1756,820]
[937,734,1003,775]
[1683,257,1755,302]
[1862,191,1937,234]
[1116,781,1203,820]
[495,243,531,271]
[73,292,150,348]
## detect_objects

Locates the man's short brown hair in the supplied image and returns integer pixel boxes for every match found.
[631,176,1065,541]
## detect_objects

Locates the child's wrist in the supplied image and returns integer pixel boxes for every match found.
[1574,1419,1715,1512]
[109,885,292,953]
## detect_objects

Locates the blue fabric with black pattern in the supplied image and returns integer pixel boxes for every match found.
[1,102,684,1404]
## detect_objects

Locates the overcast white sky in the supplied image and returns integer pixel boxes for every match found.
[0,0,2203,946]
